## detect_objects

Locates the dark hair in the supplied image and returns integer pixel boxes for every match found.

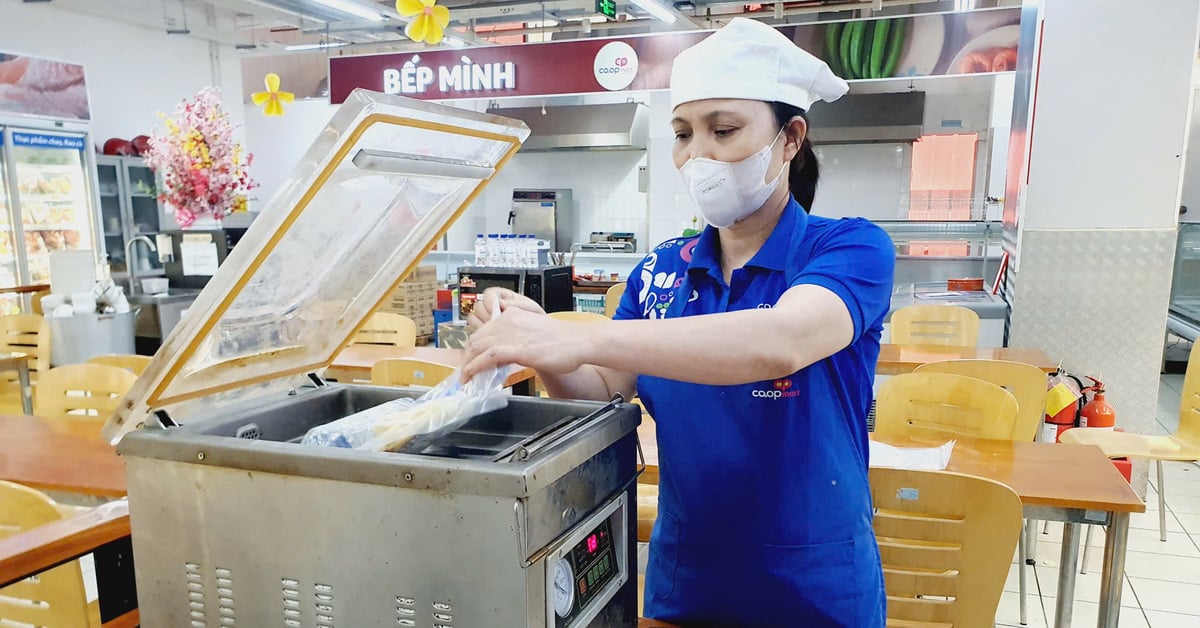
[770,101,819,212]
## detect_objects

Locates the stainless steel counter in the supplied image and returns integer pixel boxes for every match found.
[129,289,200,354]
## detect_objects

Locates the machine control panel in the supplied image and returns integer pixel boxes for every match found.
[547,493,627,628]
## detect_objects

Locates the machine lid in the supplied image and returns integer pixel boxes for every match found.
[102,90,529,444]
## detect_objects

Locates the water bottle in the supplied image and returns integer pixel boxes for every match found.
[517,235,529,268]
[474,234,486,266]
[486,234,499,266]
[525,235,538,268]
[502,234,515,267]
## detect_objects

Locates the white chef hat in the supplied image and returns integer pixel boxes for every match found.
[670,18,849,111]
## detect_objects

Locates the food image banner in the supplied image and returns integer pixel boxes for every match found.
[329,7,1020,103]
[0,51,91,120]
[791,8,1022,80]
[12,131,85,151]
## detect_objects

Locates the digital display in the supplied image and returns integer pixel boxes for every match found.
[566,519,616,615]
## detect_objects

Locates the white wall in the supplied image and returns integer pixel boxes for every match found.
[1021,0,1198,230]
[243,99,336,212]
[0,1,243,145]
[1180,84,1200,221]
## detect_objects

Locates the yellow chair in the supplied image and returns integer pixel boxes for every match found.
[1061,342,1200,543]
[0,480,97,627]
[914,359,1047,443]
[548,311,610,323]
[29,288,50,316]
[370,358,456,388]
[87,354,152,377]
[891,304,980,347]
[871,468,1023,628]
[0,314,50,414]
[34,363,138,422]
[875,372,1019,442]
[354,312,417,347]
[604,282,626,319]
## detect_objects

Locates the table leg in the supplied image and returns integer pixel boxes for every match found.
[1019,524,1029,625]
[17,361,32,415]
[1098,512,1130,628]
[1054,522,1080,628]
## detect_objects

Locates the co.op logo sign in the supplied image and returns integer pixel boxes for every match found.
[593,41,639,91]
[752,379,801,400]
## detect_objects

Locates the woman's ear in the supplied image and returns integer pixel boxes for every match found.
[782,116,808,162]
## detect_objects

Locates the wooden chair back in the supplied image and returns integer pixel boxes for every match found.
[0,314,50,384]
[875,372,1019,441]
[604,282,626,318]
[87,354,152,376]
[548,311,610,323]
[370,358,456,388]
[0,480,90,627]
[30,288,50,316]
[891,304,981,347]
[35,363,138,422]
[1177,342,1200,446]
[914,359,1047,442]
[871,468,1023,627]
[354,312,417,347]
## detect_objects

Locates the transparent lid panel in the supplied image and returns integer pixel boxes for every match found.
[104,91,528,442]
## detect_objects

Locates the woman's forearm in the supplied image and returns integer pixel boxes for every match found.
[540,365,615,402]
[582,285,852,386]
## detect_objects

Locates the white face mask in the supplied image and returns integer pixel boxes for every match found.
[679,128,787,229]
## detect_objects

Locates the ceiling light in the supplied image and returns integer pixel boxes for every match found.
[286,41,349,51]
[311,0,385,22]
[630,0,677,24]
[444,35,468,48]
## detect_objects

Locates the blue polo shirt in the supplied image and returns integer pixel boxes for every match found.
[616,197,894,627]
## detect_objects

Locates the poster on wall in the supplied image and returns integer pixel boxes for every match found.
[0,51,91,120]
[786,8,1021,80]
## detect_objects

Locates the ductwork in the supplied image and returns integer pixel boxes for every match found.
[805,92,926,144]
[490,102,649,152]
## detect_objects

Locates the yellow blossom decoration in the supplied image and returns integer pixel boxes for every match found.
[397,0,450,45]
[251,73,294,117]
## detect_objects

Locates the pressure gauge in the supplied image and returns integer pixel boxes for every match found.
[553,558,575,617]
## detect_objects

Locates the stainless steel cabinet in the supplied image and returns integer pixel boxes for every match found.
[96,155,176,279]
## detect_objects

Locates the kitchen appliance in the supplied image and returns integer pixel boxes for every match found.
[458,264,574,316]
[102,91,640,627]
[580,231,637,253]
[510,188,575,252]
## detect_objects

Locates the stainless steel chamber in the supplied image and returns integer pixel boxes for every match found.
[103,91,642,627]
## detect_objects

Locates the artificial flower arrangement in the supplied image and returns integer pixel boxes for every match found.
[143,87,257,228]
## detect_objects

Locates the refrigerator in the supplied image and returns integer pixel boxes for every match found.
[0,123,102,312]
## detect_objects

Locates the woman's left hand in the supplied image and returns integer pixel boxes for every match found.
[461,309,597,381]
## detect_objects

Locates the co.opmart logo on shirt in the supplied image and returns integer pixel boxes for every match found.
[752,379,800,400]
[593,41,638,91]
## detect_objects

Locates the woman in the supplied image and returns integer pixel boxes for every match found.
[463,18,893,627]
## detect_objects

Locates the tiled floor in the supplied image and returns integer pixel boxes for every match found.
[635,375,1200,626]
[992,373,1200,627]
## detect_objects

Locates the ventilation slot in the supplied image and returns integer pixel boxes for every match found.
[396,594,417,625]
[214,568,235,625]
[185,562,206,627]
[432,601,454,627]
[314,582,335,627]
[282,577,302,626]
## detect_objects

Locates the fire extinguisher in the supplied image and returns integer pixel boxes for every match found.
[1043,371,1086,443]
[1079,377,1117,430]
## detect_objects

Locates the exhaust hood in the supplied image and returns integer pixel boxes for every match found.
[490,102,649,152]
[805,92,926,145]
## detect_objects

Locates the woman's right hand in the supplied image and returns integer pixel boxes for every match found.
[466,287,547,328]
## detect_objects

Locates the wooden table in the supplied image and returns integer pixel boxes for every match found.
[327,344,538,395]
[877,343,1057,375]
[637,430,1142,628]
[0,415,126,498]
[0,283,49,295]
[0,352,33,414]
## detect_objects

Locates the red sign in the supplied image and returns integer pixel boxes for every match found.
[329,31,707,103]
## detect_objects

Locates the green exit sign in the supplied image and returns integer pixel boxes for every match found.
[597,0,617,19]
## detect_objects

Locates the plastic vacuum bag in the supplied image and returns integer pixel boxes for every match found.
[301,302,511,452]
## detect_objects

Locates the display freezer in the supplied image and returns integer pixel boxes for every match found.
[0,125,102,294]
[104,91,641,627]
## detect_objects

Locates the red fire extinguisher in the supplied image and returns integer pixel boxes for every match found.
[1079,377,1117,430]
[1043,370,1085,443]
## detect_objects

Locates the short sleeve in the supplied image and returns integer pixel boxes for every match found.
[789,219,895,342]
[613,255,651,321]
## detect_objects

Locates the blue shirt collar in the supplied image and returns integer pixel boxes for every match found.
[688,196,808,280]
